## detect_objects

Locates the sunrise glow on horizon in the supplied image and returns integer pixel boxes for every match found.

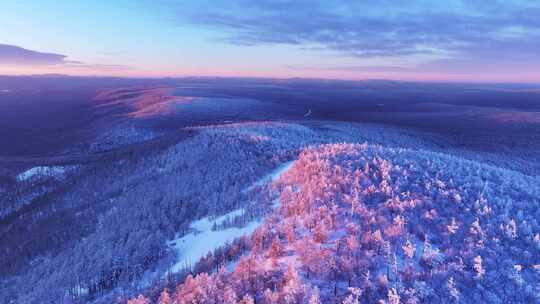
[1,0,540,83]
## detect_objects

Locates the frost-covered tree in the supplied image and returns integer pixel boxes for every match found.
[342,287,361,304]
[388,288,401,304]
[473,255,485,279]
[402,239,416,260]
[121,141,540,304]
[157,289,171,304]
[308,287,321,304]
[446,277,459,303]
[127,295,150,304]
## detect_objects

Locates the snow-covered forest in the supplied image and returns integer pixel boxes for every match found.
[1,120,539,304]
[125,140,540,304]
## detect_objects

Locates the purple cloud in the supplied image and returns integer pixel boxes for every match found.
[0,43,132,71]
[0,44,68,65]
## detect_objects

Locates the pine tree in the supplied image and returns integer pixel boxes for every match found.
[473,255,485,279]
[505,219,518,239]
[238,294,255,304]
[223,286,237,304]
[308,287,321,304]
[342,287,361,304]
[268,236,284,259]
[402,239,416,259]
[127,295,150,304]
[447,218,459,235]
[157,288,171,304]
[264,288,279,304]
[388,288,401,304]
[447,277,460,303]
[282,265,304,304]
[313,221,328,243]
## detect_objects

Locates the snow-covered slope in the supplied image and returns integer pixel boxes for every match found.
[6,121,538,304]
[168,161,296,273]
[129,142,540,304]
[167,210,261,273]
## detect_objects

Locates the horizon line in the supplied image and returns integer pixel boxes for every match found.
[1,73,540,86]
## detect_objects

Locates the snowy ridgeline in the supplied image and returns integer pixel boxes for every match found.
[167,161,295,273]
[17,166,75,182]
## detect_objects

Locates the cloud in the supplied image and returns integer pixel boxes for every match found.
[0,44,68,65]
[0,43,132,71]
[170,0,540,70]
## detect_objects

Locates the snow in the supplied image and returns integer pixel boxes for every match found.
[191,209,245,231]
[17,166,67,182]
[241,161,295,194]
[251,161,295,188]
[72,285,89,297]
[168,161,296,273]
[167,209,262,273]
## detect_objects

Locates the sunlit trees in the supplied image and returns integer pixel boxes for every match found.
[175,273,217,304]
[282,265,305,303]
[223,286,238,304]
[238,294,255,304]
[233,256,260,298]
[342,287,361,304]
[157,289,171,304]
[128,295,150,304]
[123,141,540,304]
[388,287,401,304]
[263,288,279,304]
[308,287,321,304]
[313,221,328,243]
[268,237,284,260]
[402,239,416,260]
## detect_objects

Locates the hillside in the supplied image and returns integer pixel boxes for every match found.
[1,79,539,304]
[125,140,540,303]
[3,0,540,300]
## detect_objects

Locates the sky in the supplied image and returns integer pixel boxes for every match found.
[1,0,539,82]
